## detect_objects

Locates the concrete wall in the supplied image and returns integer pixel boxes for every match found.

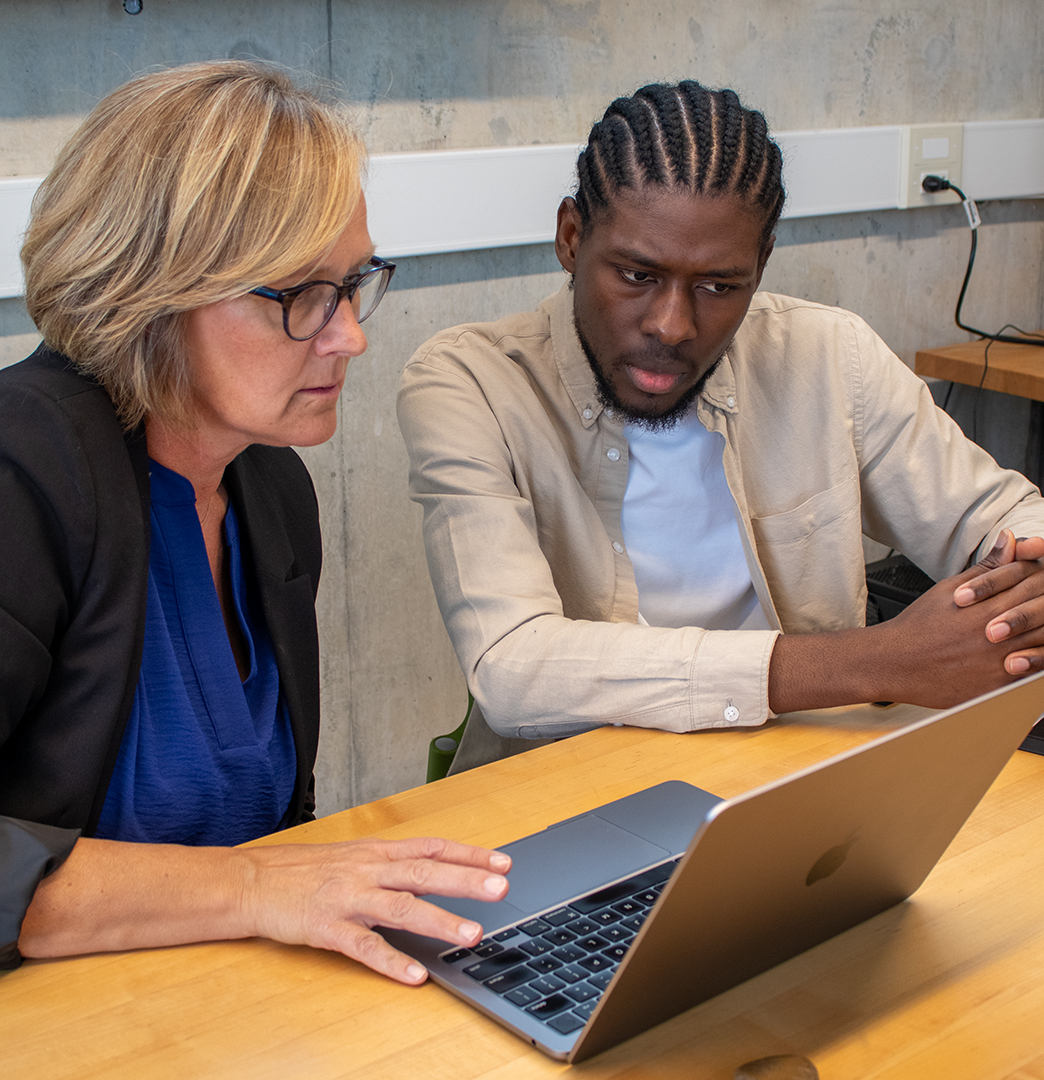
[2,1,1042,811]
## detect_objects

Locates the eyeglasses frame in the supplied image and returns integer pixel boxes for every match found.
[250,256,397,341]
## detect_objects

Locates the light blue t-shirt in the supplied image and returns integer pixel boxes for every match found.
[621,409,770,631]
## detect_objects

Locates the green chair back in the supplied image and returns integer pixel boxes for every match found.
[426,693,474,783]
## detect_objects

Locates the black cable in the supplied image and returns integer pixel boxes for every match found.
[922,175,1044,347]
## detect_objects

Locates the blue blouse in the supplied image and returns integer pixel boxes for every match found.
[95,460,297,846]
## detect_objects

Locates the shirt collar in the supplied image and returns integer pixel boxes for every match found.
[549,282,604,429]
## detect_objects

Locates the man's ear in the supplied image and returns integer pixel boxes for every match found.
[555,198,583,273]
[755,235,775,289]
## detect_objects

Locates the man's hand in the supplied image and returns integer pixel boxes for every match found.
[769,529,1044,713]
[952,530,1044,674]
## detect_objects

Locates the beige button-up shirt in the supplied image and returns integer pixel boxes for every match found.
[398,285,1044,758]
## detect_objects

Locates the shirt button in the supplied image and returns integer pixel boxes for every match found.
[612,541,624,554]
[726,396,736,409]
[582,407,593,420]
[606,447,621,462]
[723,704,740,723]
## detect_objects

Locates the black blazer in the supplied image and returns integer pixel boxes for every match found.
[0,347,323,966]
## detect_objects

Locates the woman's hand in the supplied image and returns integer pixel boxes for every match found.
[19,834,510,985]
[241,836,511,983]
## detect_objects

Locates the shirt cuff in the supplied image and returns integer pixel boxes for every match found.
[689,629,779,730]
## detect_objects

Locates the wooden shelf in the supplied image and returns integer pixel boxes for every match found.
[916,337,1044,402]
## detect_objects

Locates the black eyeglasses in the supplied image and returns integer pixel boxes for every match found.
[250,256,396,341]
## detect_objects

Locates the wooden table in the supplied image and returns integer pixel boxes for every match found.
[6,704,1044,1079]
[915,338,1044,402]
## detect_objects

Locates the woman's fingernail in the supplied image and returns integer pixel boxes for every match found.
[484,875,507,896]
[406,963,427,982]
[490,852,511,872]
[459,920,481,941]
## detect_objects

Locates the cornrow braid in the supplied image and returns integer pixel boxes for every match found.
[574,80,785,247]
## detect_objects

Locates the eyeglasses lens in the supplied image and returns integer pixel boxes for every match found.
[287,284,339,340]
[283,265,392,340]
[353,267,391,323]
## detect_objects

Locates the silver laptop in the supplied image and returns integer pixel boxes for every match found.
[382,671,1044,1062]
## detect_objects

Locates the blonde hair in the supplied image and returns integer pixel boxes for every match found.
[22,60,365,428]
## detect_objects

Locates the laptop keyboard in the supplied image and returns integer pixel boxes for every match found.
[438,858,679,1036]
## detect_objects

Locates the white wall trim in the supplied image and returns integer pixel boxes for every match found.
[3,118,1042,298]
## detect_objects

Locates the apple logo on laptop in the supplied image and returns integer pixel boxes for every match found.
[805,834,859,886]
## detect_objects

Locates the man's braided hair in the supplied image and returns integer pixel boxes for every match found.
[574,81,785,246]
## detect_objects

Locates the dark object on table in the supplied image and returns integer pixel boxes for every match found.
[734,1054,819,1080]
[865,553,935,625]
[1021,718,1044,756]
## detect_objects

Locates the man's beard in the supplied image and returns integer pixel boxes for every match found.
[575,322,722,433]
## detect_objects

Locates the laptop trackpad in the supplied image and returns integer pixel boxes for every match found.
[497,814,672,914]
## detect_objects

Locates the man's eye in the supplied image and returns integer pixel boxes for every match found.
[620,268,654,284]
[698,282,733,294]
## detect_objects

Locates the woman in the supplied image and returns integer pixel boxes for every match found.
[0,61,508,981]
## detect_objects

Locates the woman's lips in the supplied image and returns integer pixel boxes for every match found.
[626,365,684,395]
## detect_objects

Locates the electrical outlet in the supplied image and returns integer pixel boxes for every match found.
[898,123,963,208]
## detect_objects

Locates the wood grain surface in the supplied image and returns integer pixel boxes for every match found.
[5,704,1044,1079]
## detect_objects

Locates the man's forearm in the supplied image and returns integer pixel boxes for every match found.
[767,625,893,714]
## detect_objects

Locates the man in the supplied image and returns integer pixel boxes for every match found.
[398,81,1044,771]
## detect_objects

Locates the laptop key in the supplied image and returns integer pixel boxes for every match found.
[590,908,622,925]
[601,944,629,962]
[519,938,554,956]
[542,907,579,926]
[529,975,566,995]
[504,985,542,1007]
[484,966,537,994]
[573,999,599,1019]
[519,917,552,935]
[622,915,646,932]
[547,1011,586,1035]
[493,927,521,942]
[578,953,615,973]
[464,948,528,981]
[541,928,577,946]
[575,934,610,952]
[473,941,504,958]
[551,944,586,964]
[553,964,587,984]
[589,970,615,990]
[567,917,601,936]
[612,899,644,916]
[564,981,600,1002]
[601,925,633,943]
[526,956,562,975]
[441,948,472,964]
[525,993,573,1020]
